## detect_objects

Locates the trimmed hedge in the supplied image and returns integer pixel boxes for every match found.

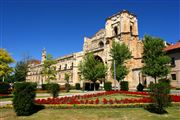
[13,82,37,116]
[83,82,100,91]
[137,83,144,91]
[120,81,129,91]
[41,84,50,90]
[104,82,112,91]
[0,82,11,94]
[158,78,170,84]
[75,83,81,90]
[149,80,171,114]
[83,83,90,91]
[48,83,60,98]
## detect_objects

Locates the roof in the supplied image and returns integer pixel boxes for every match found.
[28,59,41,65]
[164,42,180,51]
[106,10,136,20]
[90,29,105,39]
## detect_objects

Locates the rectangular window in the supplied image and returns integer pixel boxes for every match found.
[171,74,176,80]
[171,57,175,67]
[130,26,133,36]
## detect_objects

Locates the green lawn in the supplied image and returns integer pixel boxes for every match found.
[86,93,142,101]
[1,107,180,120]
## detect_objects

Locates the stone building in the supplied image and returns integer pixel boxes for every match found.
[26,10,144,88]
[165,42,180,88]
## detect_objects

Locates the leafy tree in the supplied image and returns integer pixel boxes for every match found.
[178,39,180,42]
[13,61,29,82]
[79,53,107,91]
[41,54,57,83]
[0,49,14,82]
[142,35,171,83]
[110,41,132,89]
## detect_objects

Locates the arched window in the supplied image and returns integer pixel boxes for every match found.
[59,65,61,70]
[114,27,118,35]
[106,40,110,44]
[99,41,104,48]
[70,62,73,69]
[94,55,103,63]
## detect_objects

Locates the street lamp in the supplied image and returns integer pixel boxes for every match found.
[113,59,117,90]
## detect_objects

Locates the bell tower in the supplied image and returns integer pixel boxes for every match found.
[41,48,46,63]
[105,10,139,43]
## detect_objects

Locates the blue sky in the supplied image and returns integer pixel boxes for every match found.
[0,0,180,62]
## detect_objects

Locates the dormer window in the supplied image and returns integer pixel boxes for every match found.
[114,27,118,36]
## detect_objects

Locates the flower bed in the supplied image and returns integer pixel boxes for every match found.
[171,95,180,102]
[35,90,180,105]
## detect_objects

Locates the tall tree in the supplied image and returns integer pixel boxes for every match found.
[110,41,132,89]
[0,49,14,82]
[41,54,57,83]
[142,35,171,83]
[13,61,29,82]
[79,53,107,91]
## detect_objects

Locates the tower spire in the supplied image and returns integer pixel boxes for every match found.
[41,48,46,63]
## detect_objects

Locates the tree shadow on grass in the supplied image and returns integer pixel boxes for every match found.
[144,104,168,114]
[31,104,45,115]
[16,104,45,116]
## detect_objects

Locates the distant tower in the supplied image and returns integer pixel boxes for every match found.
[41,48,46,63]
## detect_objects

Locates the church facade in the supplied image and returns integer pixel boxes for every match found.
[26,10,147,88]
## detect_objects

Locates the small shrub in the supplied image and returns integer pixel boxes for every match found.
[83,82,91,91]
[65,83,70,92]
[48,83,60,98]
[13,82,37,116]
[0,82,11,94]
[83,82,99,91]
[120,81,129,91]
[95,83,100,90]
[158,78,170,84]
[104,82,112,91]
[137,83,144,91]
[90,83,100,91]
[41,84,50,90]
[75,83,81,90]
[149,79,171,114]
